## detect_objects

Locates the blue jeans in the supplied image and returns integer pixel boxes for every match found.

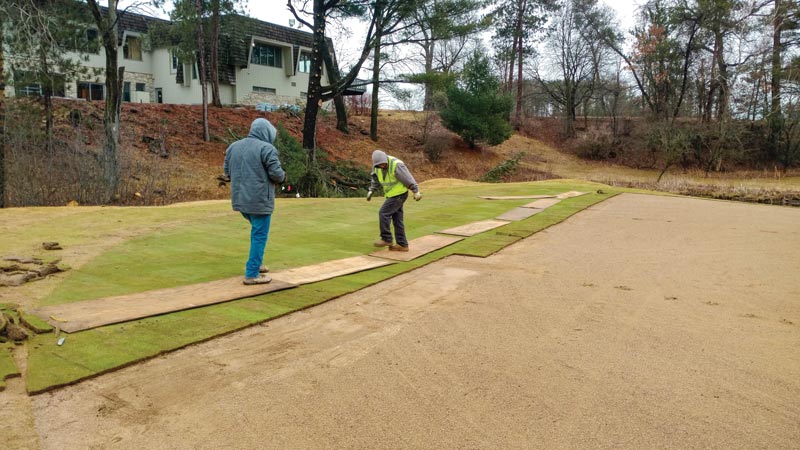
[241,213,272,278]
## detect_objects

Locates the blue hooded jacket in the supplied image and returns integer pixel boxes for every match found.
[224,118,286,215]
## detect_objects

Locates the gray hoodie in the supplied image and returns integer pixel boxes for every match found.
[369,149,419,195]
[224,118,286,215]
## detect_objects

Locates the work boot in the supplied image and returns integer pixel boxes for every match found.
[389,244,409,252]
[374,240,392,247]
[243,274,272,285]
[259,265,269,273]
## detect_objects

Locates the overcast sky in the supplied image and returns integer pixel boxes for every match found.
[238,0,638,42]
[132,0,638,41]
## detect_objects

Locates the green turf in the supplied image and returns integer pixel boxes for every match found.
[0,343,20,391]
[1,306,22,391]
[25,180,618,393]
[19,311,54,334]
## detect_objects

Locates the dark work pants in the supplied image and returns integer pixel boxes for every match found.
[379,192,409,247]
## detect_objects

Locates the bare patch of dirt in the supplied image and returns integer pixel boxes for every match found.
[26,194,800,449]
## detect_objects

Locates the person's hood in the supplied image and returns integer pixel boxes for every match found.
[372,149,388,167]
[248,118,277,144]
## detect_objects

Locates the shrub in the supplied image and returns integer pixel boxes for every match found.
[440,51,513,149]
[424,132,449,163]
[575,134,617,160]
[273,123,307,187]
[479,152,526,182]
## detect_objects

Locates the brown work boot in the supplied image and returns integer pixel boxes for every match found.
[389,244,409,252]
[374,240,392,247]
[243,274,272,285]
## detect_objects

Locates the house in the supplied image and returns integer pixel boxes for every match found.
[3,6,364,106]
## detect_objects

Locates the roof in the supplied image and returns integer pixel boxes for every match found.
[96,6,170,43]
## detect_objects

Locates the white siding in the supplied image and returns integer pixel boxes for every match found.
[3,26,328,106]
[234,41,326,105]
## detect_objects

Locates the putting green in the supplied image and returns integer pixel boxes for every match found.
[21,180,616,393]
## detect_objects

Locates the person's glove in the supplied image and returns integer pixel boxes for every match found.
[366,190,373,201]
[414,192,422,201]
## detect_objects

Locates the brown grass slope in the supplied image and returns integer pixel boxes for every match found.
[11,100,800,206]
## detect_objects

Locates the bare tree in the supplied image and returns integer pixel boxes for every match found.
[492,0,553,125]
[535,0,609,137]
[287,0,378,154]
[405,0,487,110]
[368,0,417,141]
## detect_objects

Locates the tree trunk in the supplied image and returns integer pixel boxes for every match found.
[370,1,384,142]
[320,38,348,133]
[714,30,729,121]
[507,34,516,93]
[0,18,4,208]
[514,0,525,127]
[210,0,221,107]
[370,46,381,141]
[39,50,54,160]
[564,86,575,138]
[88,0,123,201]
[768,0,784,158]
[195,0,209,142]
[422,38,435,111]
[301,0,327,154]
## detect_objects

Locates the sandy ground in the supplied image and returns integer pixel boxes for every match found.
[6,193,800,449]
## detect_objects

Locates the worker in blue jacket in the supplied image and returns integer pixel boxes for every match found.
[224,118,286,285]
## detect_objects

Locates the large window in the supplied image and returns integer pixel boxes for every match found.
[123,35,142,61]
[14,72,65,97]
[170,50,179,73]
[250,42,282,68]
[84,28,99,53]
[78,82,104,101]
[298,51,312,73]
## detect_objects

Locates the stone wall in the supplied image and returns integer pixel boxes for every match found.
[124,71,156,103]
[239,91,304,107]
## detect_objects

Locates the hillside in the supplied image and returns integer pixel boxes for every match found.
[98,102,533,202]
[3,100,800,206]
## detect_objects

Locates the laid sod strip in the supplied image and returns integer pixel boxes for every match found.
[0,344,20,391]
[521,198,562,209]
[479,194,557,200]
[24,235,467,394]
[496,207,543,221]
[370,234,464,261]
[449,232,523,258]
[499,192,617,238]
[437,219,511,237]
[31,279,296,333]
[269,256,394,285]
[556,191,588,199]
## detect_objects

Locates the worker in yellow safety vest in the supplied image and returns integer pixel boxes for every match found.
[367,149,422,252]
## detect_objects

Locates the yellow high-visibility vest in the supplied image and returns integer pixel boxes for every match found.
[376,156,408,198]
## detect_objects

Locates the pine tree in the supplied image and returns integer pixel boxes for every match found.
[440,51,513,148]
